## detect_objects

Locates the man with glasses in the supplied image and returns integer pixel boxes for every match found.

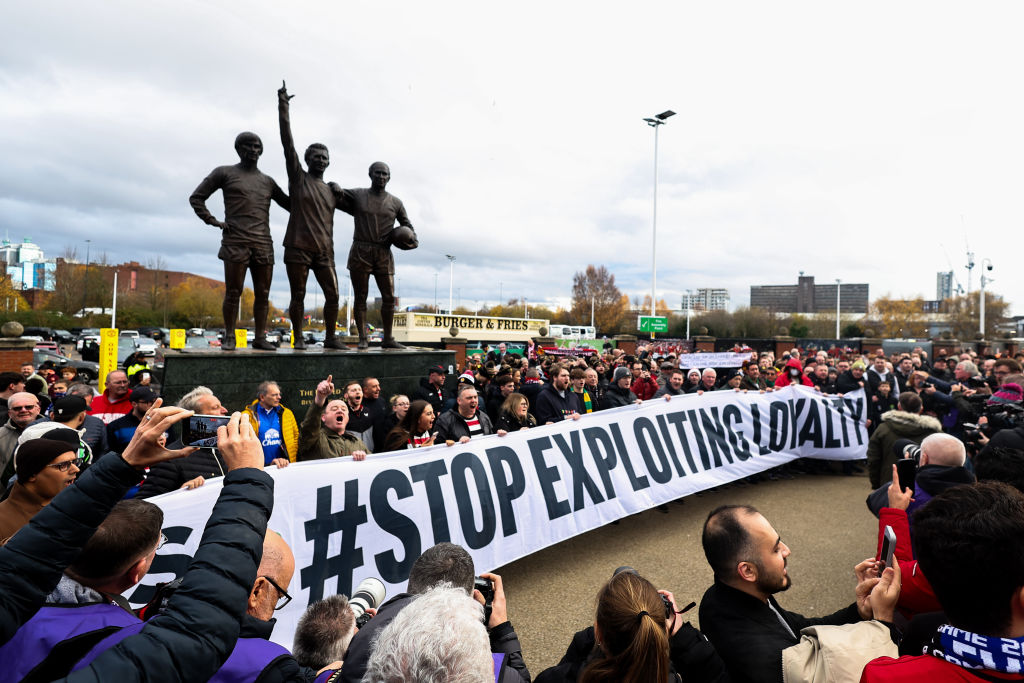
[0,392,44,488]
[0,438,81,543]
[89,370,133,425]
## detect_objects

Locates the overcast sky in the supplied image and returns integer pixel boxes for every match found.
[2,1,1022,318]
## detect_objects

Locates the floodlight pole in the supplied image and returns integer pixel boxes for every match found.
[644,110,675,338]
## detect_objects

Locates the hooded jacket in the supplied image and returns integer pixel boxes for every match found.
[774,359,814,388]
[865,411,942,488]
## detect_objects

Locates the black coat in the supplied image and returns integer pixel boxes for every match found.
[600,384,637,410]
[534,624,728,683]
[68,467,274,682]
[340,594,530,683]
[413,378,449,414]
[136,445,227,499]
[0,453,141,645]
[699,581,861,683]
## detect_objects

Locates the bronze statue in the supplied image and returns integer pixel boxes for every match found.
[277,81,345,350]
[189,132,288,351]
[331,162,418,349]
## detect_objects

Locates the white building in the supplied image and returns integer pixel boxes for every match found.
[0,238,56,291]
[682,288,730,312]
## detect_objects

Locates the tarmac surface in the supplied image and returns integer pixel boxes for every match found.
[494,467,878,675]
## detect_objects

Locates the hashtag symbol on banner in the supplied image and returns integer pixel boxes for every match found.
[300,481,367,602]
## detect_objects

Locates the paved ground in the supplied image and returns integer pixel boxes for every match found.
[495,468,878,676]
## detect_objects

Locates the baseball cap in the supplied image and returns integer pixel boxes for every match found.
[130,386,158,402]
[427,365,445,376]
[52,396,88,421]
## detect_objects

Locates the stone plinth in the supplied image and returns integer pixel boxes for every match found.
[693,335,716,352]
[860,338,884,356]
[0,337,34,373]
[773,336,795,359]
[612,335,637,356]
[158,347,455,414]
[441,337,468,370]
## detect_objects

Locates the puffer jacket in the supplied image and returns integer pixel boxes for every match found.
[136,445,227,499]
[65,467,274,682]
[865,410,942,488]
[0,452,142,645]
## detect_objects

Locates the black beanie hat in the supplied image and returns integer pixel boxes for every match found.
[14,438,76,480]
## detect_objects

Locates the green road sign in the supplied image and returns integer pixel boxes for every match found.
[637,315,668,333]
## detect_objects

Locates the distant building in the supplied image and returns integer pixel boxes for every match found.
[750,275,868,314]
[936,271,954,300]
[682,288,730,312]
[0,238,57,291]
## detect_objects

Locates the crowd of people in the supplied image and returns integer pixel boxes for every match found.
[0,338,1023,681]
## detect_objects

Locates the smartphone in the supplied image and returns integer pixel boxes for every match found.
[880,525,896,570]
[896,458,916,494]
[180,414,230,448]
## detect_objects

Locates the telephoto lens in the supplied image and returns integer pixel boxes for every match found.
[349,577,386,628]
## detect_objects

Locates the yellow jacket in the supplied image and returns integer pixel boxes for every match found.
[244,399,299,462]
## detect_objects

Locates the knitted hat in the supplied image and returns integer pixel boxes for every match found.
[852,360,866,370]
[988,383,1024,406]
[687,368,701,378]
[14,438,76,480]
[52,396,89,422]
[458,371,475,385]
[612,366,631,382]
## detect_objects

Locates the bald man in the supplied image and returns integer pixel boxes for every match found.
[866,432,974,518]
[213,531,340,680]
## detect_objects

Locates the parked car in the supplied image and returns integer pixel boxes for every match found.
[33,350,99,383]
[134,338,158,356]
[33,341,65,356]
[52,329,75,344]
[120,330,140,339]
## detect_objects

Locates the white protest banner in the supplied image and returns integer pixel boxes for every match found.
[129,385,867,648]
[676,352,752,369]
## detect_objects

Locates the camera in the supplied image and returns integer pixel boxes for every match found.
[474,576,494,624]
[349,577,386,629]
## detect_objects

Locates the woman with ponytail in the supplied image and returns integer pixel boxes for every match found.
[537,569,728,683]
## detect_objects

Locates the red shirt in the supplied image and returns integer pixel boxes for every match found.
[88,391,132,425]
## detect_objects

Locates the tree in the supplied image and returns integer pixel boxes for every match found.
[570,265,629,334]
[172,277,221,328]
[945,292,1009,340]
[872,296,927,338]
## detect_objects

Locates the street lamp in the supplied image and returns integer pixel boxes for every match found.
[685,288,692,340]
[81,239,91,316]
[445,254,456,314]
[835,279,841,340]
[980,259,994,338]
[643,109,675,336]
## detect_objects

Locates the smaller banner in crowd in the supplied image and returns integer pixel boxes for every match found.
[676,352,752,369]
[130,386,867,649]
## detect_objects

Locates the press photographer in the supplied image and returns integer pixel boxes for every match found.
[973,383,1024,457]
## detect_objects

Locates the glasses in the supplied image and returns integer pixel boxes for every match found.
[261,575,292,610]
[10,405,38,412]
[48,457,85,472]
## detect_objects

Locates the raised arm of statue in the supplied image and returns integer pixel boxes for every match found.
[277,80,301,181]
